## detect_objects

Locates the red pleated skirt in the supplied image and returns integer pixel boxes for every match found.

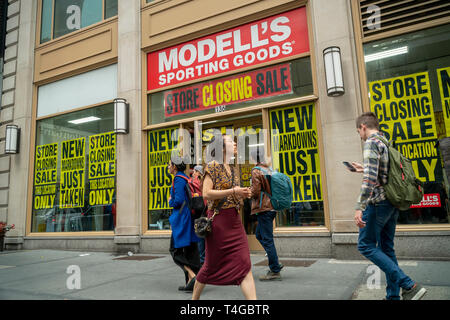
[196,207,251,286]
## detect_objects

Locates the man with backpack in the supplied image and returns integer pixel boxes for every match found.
[250,147,284,281]
[350,112,427,300]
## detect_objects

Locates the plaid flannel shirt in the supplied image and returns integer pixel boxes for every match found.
[355,132,389,211]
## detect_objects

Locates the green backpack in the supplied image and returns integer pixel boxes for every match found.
[375,136,424,210]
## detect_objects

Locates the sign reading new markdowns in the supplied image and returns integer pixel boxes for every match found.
[147,7,309,91]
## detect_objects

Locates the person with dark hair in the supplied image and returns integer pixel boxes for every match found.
[249,146,283,281]
[192,165,206,265]
[350,112,427,300]
[168,158,201,293]
[192,135,257,300]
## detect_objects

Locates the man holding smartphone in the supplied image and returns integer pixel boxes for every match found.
[349,112,427,300]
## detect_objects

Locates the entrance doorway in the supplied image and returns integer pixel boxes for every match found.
[186,113,265,252]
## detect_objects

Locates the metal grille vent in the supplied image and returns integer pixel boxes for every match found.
[359,0,450,39]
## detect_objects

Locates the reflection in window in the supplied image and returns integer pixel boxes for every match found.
[364,24,450,225]
[31,104,116,233]
[40,0,118,44]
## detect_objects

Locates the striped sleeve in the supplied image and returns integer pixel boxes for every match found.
[355,139,381,211]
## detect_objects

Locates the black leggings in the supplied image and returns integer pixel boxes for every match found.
[169,236,201,284]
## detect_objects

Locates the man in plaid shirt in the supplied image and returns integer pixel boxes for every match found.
[349,112,427,300]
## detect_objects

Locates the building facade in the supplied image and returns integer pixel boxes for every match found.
[1,0,449,259]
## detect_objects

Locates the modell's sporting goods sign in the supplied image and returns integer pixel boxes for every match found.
[147,7,309,91]
[410,193,441,208]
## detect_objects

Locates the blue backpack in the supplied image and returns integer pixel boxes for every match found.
[252,167,293,211]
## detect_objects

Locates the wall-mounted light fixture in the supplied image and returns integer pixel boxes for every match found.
[5,124,20,154]
[323,46,345,97]
[114,98,129,134]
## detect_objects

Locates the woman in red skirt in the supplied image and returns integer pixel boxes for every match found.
[192,135,257,300]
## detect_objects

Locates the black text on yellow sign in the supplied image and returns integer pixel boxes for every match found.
[148,127,179,210]
[369,72,437,142]
[60,138,85,208]
[369,72,441,183]
[34,143,58,210]
[89,177,115,206]
[437,66,450,137]
[89,132,116,179]
[270,103,322,202]
[89,132,116,206]
[395,139,442,183]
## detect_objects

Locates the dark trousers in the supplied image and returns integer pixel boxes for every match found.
[255,211,281,273]
[169,236,201,284]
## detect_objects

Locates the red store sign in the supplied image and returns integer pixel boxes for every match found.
[410,193,441,208]
[147,7,309,91]
[163,63,292,118]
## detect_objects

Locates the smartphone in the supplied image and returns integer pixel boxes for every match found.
[342,161,356,172]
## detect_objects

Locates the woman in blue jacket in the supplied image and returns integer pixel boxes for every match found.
[168,158,201,292]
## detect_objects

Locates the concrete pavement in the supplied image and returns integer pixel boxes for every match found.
[1,249,450,300]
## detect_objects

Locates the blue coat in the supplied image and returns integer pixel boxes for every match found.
[169,173,200,248]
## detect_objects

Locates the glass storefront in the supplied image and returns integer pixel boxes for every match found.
[364,23,450,224]
[31,104,116,232]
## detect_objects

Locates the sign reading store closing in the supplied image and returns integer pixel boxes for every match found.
[164,63,292,118]
[147,7,309,91]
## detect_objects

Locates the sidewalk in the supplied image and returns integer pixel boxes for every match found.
[1,249,449,300]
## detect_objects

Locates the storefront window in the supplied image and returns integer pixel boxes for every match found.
[148,57,313,125]
[147,126,179,230]
[364,23,450,224]
[31,104,116,232]
[40,0,118,44]
[269,103,325,227]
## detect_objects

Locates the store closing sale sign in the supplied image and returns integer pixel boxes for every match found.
[437,66,450,137]
[34,143,58,210]
[369,71,441,182]
[89,132,116,206]
[270,103,322,202]
[163,63,292,118]
[148,127,179,210]
[60,138,85,208]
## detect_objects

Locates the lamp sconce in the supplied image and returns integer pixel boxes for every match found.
[5,124,20,154]
[323,46,345,97]
[114,98,129,134]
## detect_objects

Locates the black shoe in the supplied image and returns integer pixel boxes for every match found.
[183,276,196,292]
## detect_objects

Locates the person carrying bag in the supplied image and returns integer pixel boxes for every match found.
[192,135,257,300]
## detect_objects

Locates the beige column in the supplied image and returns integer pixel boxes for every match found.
[4,0,36,248]
[114,0,142,251]
[309,0,364,233]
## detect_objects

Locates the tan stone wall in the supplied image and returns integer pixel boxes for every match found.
[309,0,363,233]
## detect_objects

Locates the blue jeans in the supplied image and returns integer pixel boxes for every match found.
[256,211,282,273]
[357,200,415,300]
[197,238,205,264]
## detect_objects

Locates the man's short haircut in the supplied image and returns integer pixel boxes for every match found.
[356,112,379,130]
